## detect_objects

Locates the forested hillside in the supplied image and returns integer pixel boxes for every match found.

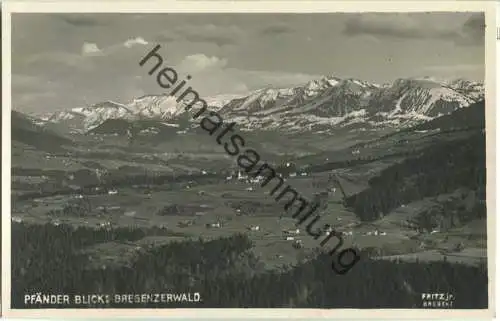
[344,132,486,222]
[12,111,72,152]
[12,222,487,309]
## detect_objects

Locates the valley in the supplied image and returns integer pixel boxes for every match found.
[10,76,488,308]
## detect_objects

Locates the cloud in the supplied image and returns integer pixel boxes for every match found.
[81,42,102,56]
[154,32,178,43]
[14,91,57,105]
[182,24,242,46]
[20,37,151,74]
[22,52,92,71]
[123,37,149,48]
[423,64,483,73]
[454,13,485,46]
[155,24,243,46]
[260,24,295,36]
[12,75,43,88]
[173,55,321,97]
[343,14,452,39]
[418,64,484,81]
[178,54,228,73]
[343,13,484,46]
[58,14,106,27]
[132,51,320,98]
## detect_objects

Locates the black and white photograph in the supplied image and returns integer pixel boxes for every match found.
[2,0,495,317]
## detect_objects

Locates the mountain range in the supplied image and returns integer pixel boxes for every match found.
[31,76,484,134]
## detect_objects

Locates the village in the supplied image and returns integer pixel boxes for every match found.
[12,161,432,271]
[11,136,486,271]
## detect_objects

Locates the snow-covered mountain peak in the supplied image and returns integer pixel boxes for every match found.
[40,74,484,134]
[343,78,378,89]
[393,78,444,90]
[203,94,247,109]
[126,94,184,119]
[305,77,333,92]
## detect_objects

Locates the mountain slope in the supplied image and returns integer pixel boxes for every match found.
[411,100,485,131]
[12,111,72,152]
[88,118,181,139]
[344,132,486,224]
[343,101,486,225]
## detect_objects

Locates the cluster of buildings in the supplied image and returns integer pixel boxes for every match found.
[224,167,309,185]
[364,229,387,236]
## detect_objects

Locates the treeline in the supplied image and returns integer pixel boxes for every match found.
[12,222,488,309]
[306,151,411,174]
[345,133,486,221]
[13,171,223,201]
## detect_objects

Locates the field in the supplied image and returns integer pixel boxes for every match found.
[11,126,488,272]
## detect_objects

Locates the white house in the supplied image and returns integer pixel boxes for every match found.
[108,189,118,195]
[207,222,222,228]
[365,230,385,236]
[100,221,111,227]
[237,171,247,181]
[284,229,300,235]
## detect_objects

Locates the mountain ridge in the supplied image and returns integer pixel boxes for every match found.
[30,76,484,134]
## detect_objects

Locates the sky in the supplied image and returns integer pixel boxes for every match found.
[11,12,485,114]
